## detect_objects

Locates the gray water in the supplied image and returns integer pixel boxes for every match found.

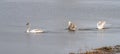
[0,1,120,54]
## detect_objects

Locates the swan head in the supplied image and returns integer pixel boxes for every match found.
[26,22,29,25]
[97,21,106,29]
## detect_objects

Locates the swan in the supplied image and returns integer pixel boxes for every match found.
[68,21,77,31]
[97,20,106,29]
[26,22,44,33]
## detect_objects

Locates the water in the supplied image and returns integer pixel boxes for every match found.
[0,1,120,54]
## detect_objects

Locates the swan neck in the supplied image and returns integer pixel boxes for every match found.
[26,24,30,33]
[68,21,72,26]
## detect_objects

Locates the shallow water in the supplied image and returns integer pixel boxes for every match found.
[0,1,120,54]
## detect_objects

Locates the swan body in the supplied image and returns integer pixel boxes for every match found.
[68,21,77,31]
[97,21,106,29]
[27,29,44,33]
[26,22,44,33]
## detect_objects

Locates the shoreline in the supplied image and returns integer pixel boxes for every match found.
[69,45,120,54]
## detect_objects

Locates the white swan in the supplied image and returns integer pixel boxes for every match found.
[97,20,106,29]
[68,21,77,31]
[26,22,44,33]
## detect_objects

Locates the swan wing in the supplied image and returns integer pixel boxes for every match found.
[30,29,44,33]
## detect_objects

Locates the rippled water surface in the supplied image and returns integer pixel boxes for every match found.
[0,1,120,54]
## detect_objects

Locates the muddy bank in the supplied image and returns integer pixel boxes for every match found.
[69,45,120,54]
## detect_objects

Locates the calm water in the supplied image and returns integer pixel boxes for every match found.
[0,1,120,54]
